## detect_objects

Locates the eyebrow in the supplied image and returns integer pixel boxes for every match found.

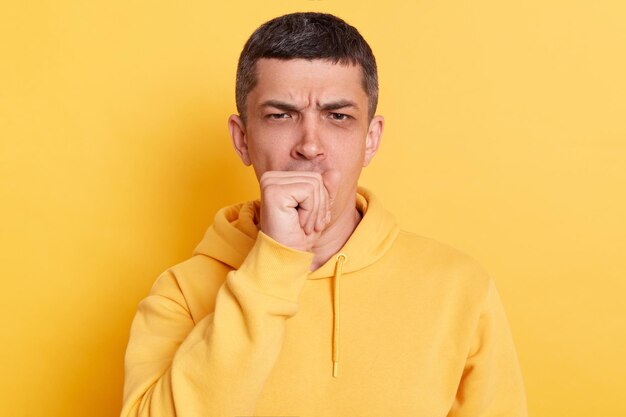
[260,99,359,112]
[320,99,359,111]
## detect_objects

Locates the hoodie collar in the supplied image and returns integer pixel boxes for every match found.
[193,187,399,278]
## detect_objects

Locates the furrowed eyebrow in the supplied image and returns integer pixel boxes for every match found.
[318,100,359,111]
[260,100,301,112]
[259,99,359,112]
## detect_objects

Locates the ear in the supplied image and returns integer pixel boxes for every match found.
[228,114,251,166]
[363,115,384,167]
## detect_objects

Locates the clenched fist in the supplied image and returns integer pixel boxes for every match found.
[259,170,341,252]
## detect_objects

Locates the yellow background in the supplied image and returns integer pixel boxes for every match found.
[1,1,624,416]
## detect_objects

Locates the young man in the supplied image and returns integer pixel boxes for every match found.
[121,12,527,417]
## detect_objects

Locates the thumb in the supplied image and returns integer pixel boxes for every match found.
[322,170,341,203]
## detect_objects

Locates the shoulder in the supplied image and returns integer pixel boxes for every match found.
[387,229,493,296]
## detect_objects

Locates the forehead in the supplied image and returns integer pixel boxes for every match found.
[250,58,367,105]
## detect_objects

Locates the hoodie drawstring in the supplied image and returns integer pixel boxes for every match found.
[332,253,347,378]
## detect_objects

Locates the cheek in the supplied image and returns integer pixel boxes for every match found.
[330,134,367,165]
[330,149,366,188]
[247,135,292,171]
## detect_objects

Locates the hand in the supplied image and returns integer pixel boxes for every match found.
[259,170,341,252]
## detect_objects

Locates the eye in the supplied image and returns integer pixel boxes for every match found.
[268,113,291,119]
[329,112,350,121]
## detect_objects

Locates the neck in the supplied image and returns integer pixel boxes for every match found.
[309,204,362,271]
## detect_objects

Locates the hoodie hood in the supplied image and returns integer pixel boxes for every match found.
[193,187,399,278]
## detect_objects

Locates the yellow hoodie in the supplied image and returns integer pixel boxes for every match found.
[121,188,527,416]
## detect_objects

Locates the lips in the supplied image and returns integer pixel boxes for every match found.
[283,163,326,173]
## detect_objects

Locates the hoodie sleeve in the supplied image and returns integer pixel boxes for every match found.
[120,232,314,417]
[448,279,528,417]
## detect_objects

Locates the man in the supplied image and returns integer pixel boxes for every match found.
[121,12,527,417]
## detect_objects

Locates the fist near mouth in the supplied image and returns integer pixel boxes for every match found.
[259,170,341,252]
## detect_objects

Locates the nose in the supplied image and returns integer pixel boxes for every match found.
[292,117,325,161]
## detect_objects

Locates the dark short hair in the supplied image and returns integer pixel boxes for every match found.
[235,12,378,122]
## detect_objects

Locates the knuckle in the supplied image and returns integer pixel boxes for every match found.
[259,171,273,185]
[263,183,280,198]
[311,171,323,182]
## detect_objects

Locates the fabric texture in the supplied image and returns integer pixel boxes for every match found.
[120,187,528,416]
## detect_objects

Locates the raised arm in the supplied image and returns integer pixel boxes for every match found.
[120,232,313,417]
